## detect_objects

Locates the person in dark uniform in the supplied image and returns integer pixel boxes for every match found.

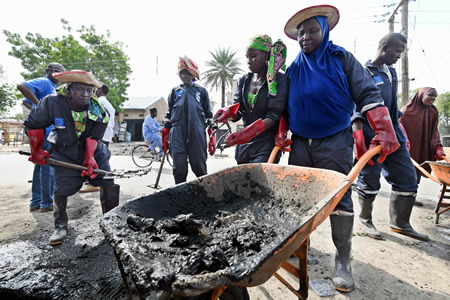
[283,5,400,292]
[353,33,429,241]
[214,34,289,164]
[162,56,213,184]
[24,70,120,246]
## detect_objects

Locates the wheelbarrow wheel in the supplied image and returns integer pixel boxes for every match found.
[190,287,249,300]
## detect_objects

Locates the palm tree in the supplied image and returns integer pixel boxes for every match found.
[203,47,243,108]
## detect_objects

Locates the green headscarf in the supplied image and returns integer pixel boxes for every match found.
[248,34,287,96]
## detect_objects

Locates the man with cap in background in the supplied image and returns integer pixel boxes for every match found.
[143,107,163,158]
[163,56,213,184]
[17,62,65,213]
[24,70,120,246]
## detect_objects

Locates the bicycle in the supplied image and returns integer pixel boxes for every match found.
[131,144,172,168]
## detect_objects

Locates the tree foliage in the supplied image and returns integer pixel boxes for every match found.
[3,19,132,110]
[203,47,243,108]
[0,65,21,117]
[436,91,450,126]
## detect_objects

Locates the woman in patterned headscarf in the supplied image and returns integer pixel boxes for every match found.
[214,34,289,164]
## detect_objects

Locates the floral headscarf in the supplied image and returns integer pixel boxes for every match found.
[248,34,287,96]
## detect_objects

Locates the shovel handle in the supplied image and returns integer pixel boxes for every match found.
[347,145,381,184]
[19,151,114,176]
[267,146,281,163]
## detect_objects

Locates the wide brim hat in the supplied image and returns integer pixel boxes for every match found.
[178,56,200,80]
[284,5,340,40]
[53,70,102,88]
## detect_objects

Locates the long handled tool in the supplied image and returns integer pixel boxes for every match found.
[19,151,151,179]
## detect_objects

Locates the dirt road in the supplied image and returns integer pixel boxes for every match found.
[0,142,448,299]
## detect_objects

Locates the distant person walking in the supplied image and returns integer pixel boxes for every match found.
[17,62,65,212]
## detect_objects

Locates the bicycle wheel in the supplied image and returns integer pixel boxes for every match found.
[132,145,153,168]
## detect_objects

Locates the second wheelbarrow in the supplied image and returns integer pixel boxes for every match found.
[100,146,380,299]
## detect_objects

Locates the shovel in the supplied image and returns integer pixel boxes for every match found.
[19,151,151,179]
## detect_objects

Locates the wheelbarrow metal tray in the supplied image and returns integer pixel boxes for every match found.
[100,163,349,298]
[425,161,450,185]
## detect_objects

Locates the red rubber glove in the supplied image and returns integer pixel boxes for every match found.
[399,123,410,151]
[208,127,216,156]
[434,146,446,160]
[275,116,292,152]
[162,128,170,153]
[353,129,374,166]
[27,129,49,165]
[213,103,240,123]
[81,138,99,179]
[366,106,400,163]
[225,118,266,147]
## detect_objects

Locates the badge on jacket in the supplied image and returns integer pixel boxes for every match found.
[54,117,66,129]
[196,91,201,102]
[372,75,384,86]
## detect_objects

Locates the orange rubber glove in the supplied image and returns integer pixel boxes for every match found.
[225,118,266,147]
[366,106,400,163]
[434,146,446,160]
[275,116,292,152]
[208,127,216,156]
[162,128,170,153]
[81,138,99,179]
[27,129,49,165]
[213,103,240,123]
[353,129,374,166]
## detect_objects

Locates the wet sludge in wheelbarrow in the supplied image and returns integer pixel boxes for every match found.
[100,163,349,299]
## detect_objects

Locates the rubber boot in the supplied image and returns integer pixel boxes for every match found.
[358,195,382,240]
[330,214,354,292]
[100,184,120,214]
[389,194,429,241]
[49,195,68,246]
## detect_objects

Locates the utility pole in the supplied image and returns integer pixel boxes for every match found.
[388,0,409,107]
[401,0,409,107]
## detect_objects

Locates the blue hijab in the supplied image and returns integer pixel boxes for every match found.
[286,16,354,139]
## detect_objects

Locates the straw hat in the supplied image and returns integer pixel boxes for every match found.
[178,56,200,80]
[53,70,102,88]
[284,5,340,40]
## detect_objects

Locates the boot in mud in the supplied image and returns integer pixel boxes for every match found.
[389,194,429,241]
[330,214,354,292]
[49,195,68,246]
[100,184,120,214]
[358,194,382,240]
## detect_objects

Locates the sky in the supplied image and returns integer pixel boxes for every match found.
[1,0,450,113]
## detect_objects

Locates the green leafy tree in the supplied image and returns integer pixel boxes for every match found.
[3,19,132,110]
[203,47,243,108]
[0,65,21,117]
[436,91,450,126]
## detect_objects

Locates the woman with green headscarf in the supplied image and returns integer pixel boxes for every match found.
[214,34,289,164]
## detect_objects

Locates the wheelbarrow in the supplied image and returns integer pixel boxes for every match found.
[411,157,450,224]
[100,146,380,299]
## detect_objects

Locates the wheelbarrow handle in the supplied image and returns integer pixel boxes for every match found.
[347,145,382,184]
[410,157,440,184]
[18,150,115,177]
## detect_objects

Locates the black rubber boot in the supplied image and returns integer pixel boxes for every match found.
[389,194,429,241]
[100,184,120,214]
[358,194,382,240]
[330,214,354,292]
[49,195,68,246]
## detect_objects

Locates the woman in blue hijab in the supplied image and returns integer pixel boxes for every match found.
[284,5,400,293]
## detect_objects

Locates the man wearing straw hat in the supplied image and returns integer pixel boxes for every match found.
[23,70,120,246]
[284,5,400,292]
[163,56,213,184]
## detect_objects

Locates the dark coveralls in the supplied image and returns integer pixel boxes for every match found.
[288,52,384,212]
[24,94,114,196]
[354,61,417,198]
[166,83,212,183]
[233,72,289,164]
